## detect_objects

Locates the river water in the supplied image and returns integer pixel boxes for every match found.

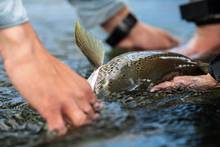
[1,0,220,147]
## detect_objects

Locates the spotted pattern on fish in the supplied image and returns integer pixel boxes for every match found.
[74,22,206,98]
[93,51,205,97]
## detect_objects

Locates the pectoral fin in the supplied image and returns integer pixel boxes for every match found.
[75,21,105,68]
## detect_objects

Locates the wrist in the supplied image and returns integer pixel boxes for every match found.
[1,24,41,59]
[197,24,220,36]
[102,6,129,33]
[0,23,48,71]
[105,13,138,47]
[3,45,48,76]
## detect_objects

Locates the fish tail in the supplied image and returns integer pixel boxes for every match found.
[75,21,105,68]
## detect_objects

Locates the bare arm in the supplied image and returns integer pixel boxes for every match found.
[69,0,178,51]
[0,23,100,135]
[150,74,218,92]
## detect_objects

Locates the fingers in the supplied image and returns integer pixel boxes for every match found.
[74,84,100,119]
[86,90,104,112]
[117,38,134,50]
[150,76,196,92]
[74,97,97,120]
[164,34,179,48]
[173,76,190,85]
[80,81,97,105]
[87,91,104,112]
[115,22,180,51]
[93,100,104,112]
[41,108,67,135]
[62,101,91,127]
[41,95,102,135]
[150,81,175,92]
[158,29,179,49]
[87,90,97,105]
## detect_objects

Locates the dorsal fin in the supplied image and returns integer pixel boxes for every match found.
[75,21,105,68]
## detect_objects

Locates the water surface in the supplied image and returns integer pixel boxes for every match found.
[1,1,220,147]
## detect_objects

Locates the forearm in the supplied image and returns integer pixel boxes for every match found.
[101,6,129,33]
[0,23,48,72]
[0,0,35,64]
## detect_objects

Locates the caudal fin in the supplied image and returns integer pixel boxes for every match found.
[75,21,105,68]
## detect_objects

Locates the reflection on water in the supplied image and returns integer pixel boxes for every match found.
[1,0,220,147]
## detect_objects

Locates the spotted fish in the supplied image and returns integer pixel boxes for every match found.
[74,22,207,97]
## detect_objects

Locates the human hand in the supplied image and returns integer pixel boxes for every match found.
[181,24,220,58]
[117,22,179,51]
[0,23,101,135]
[150,74,218,92]
[102,6,179,51]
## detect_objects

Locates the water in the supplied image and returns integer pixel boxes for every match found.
[1,0,220,147]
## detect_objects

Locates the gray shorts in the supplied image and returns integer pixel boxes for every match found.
[0,0,125,29]
[0,0,28,29]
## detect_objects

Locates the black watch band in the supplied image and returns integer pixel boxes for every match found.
[105,13,138,47]
[180,0,220,26]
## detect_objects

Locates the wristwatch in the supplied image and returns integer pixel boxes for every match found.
[180,0,220,25]
[105,13,138,47]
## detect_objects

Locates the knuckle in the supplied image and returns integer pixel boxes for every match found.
[74,113,87,127]
[173,77,181,82]
[48,122,64,131]
[75,92,86,99]
[84,106,93,114]
[48,124,67,135]
[74,85,95,100]
[40,108,53,118]
[88,95,96,104]
[84,86,93,95]
[39,106,60,120]
[162,82,169,87]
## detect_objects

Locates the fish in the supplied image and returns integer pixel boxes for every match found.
[74,22,207,98]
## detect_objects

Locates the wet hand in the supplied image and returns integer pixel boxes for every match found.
[150,74,218,92]
[6,50,104,135]
[5,50,103,135]
[0,23,102,135]
[102,6,179,51]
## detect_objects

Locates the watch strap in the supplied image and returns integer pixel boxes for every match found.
[105,13,137,47]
